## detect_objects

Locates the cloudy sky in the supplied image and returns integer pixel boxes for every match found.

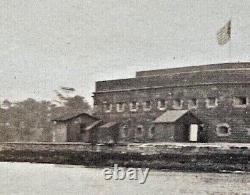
[1,0,250,103]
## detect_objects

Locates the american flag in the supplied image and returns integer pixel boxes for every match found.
[217,20,231,45]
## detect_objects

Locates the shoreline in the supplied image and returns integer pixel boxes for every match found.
[0,142,249,173]
[1,161,249,175]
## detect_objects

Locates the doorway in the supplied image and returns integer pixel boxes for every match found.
[189,124,198,142]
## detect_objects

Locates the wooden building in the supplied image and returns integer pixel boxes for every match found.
[52,111,100,142]
[152,110,202,142]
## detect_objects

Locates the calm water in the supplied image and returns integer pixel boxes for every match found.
[0,162,249,195]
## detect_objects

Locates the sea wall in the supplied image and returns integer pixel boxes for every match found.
[0,142,249,172]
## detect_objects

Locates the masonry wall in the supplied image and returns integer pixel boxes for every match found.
[135,62,250,77]
[93,77,250,143]
[95,69,250,92]
[0,142,249,172]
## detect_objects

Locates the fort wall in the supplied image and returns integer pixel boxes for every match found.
[0,142,249,172]
[93,63,250,143]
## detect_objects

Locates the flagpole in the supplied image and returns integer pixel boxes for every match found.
[229,19,232,62]
[229,1,232,62]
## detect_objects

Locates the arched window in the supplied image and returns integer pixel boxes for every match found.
[121,125,129,137]
[157,99,167,110]
[80,123,86,134]
[233,97,248,107]
[130,101,139,112]
[173,99,183,109]
[149,125,156,138]
[188,98,198,109]
[116,102,125,112]
[216,123,231,136]
[206,97,218,108]
[137,125,144,135]
[103,102,112,112]
[143,101,152,111]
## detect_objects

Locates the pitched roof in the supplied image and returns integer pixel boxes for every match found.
[85,120,102,131]
[153,110,190,123]
[51,110,99,122]
[99,122,118,129]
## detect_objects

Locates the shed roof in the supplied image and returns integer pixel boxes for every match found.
[51,110,99,122]
[153,110,190,123]
[99,122,118,129]
[85,120,102,131]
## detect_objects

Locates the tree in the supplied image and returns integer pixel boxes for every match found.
[54,87,91,113]
[0,91,92,142]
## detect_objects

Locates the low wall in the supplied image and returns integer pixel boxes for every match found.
[0,142,249,172]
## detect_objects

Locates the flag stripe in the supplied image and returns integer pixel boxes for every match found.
[217,20,231,45]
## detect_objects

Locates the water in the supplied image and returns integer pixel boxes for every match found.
[0,162,249,195]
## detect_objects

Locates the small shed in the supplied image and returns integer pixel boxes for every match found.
[84,120,102,143]
[52,111,100,142]
[97,122,120,143]
[152,110,202,142]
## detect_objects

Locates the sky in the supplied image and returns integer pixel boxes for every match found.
[1,0,250,104]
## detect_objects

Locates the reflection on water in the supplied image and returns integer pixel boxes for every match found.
[0,162,249,195]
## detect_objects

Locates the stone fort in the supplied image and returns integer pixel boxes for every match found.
[53,62,250,143]
[92,62,250,143]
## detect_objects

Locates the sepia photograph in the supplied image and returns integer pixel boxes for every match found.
[0,0,249,194]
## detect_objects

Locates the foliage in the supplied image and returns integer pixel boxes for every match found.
[0,94,91,142]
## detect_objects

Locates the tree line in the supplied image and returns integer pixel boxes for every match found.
[0,91,91,142]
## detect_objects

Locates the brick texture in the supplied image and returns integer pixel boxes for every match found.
[93,63,250,143]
